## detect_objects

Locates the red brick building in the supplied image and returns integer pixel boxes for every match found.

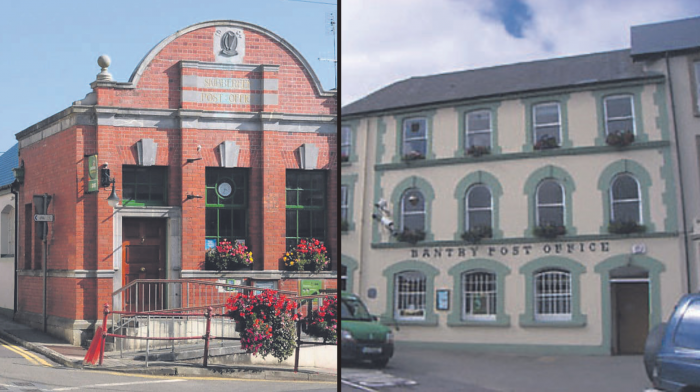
[13,20,337,344]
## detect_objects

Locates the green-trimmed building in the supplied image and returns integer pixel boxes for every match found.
[340,18,700,355]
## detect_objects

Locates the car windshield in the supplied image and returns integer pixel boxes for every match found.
[341,297,374,321]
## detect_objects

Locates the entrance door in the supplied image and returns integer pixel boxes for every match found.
[122,218,166,312]
[612,281,649,354]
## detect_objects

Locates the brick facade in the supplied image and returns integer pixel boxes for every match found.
[14,21,337,345]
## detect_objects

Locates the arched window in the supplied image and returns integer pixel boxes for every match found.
[465,110,491,149]
[536,180,564,227]
[534,269,571,321]
[466,185,492,231]
[610,174,641,224]
[462,270,496,320]
[401,188,425,232]
[395,271,427,320]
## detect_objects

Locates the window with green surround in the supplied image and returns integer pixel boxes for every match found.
[285,170,326,249]
[121,166,168,206]
[205,168,248,245]
[341,127,351,162]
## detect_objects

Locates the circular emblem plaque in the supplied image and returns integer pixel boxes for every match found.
[217,181,233,197]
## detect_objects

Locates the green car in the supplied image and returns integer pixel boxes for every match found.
[341,292,394,368]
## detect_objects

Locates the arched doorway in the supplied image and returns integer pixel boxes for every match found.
[610,265,649,355]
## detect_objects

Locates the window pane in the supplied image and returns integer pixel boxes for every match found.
[311,210,326,238]
[535,126,560,141]
[341,127,351,144]
[468,186,491,208]
[298,210,312,238]
[231,209,246,238]
[405,140,426,155]
[535,104,559,124]
[538,206,564,226]
[205,209,218,237]
[468,133,491,148]
[612,175,638,199]
[608,119,633,134]
[403,214,424,231]
[219,209,232,238]
[538,181,562,203]
[403,190,425,212]
[286,210,297,237]
[468,112,490,131]
[606,97,632,118]
[469,210,491,228]
[404,119,426,138]
[286,190,297,206]
[613,202,640,222]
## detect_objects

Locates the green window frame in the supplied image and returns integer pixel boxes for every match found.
[205,168,248,246]
[285,170,326,249]
[121,166,168,206]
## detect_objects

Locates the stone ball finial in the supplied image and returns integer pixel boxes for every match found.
[97,55,111,70]
[96,54,113,82]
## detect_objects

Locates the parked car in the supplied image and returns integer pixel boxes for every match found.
[644,293,700,391]
[341,292,394,367]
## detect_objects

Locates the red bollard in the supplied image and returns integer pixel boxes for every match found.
[203,306,212,368]
[99,303,109,366]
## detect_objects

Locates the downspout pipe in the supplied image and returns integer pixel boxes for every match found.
[665,52,692,293]
[10,182,18,315]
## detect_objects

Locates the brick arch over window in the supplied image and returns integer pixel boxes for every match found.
[381,260,439,326]
[390,176,436,241]
[597,159,654,233]
[453,171,503,240]
[523,166,577,237]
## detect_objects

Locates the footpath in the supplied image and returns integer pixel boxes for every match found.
[0,313,336,383]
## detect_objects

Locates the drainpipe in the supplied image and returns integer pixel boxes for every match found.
[10,182,18,315]
[665,53,692,293]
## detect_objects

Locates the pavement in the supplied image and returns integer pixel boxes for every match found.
[0,312,337,382]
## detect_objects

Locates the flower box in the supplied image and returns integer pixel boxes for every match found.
[533,224,566,239]
[396,229,426,244]
[466,145,491,157]
[283,238,330,272]
[461,226,493,243]
[534,136,559,150]
[205,240,254,271]
[606,130,635,147]
[402,151,425,161]
[608,220,646,234]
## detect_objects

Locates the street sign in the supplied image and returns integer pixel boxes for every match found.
[34,214,54,222]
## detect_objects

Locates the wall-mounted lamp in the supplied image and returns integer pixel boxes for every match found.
[101,163,120,207]
[186,194,203,200]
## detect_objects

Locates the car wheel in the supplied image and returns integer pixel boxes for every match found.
[644,322,666,382]
[372,358,389,368]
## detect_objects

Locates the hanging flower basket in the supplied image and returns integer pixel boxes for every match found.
[606,130,635,147]
[534,136,559,150]
[608,220,646,234]
[226,290,299,362]
[533,224,566,239]
[282,238,330,272]
[205,240,254,271]
[461,226,493,243]
[305,295,337,344]
[466,145,491,157]
[396,229,426,244]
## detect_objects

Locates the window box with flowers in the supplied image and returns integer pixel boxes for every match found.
[283,238,330,272]
[205,240,254,272]
[533,223,566,239]
[461,225,493,244]
[402,150,425,161]
[225,290,300,362]
[608,219,646,234]
[534,135,559,150]
[396,229,426,244]
[305,295,337,344]
[340,153,349,163]
[466,145,491,157]
[605,130,635,147]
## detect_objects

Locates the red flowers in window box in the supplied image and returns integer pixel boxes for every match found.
[205,240,253,271]
[283,238,330,272]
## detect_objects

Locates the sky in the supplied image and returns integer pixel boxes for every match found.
[0,0,337,154]
[341,0,700,107]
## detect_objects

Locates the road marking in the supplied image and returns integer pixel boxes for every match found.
[85,370,337,383]
[0,337,53,367]
[51,379,187,391]
[341,379,379,392]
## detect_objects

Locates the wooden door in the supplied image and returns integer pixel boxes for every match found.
[613,282,649,354]
[122,218,166,312]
